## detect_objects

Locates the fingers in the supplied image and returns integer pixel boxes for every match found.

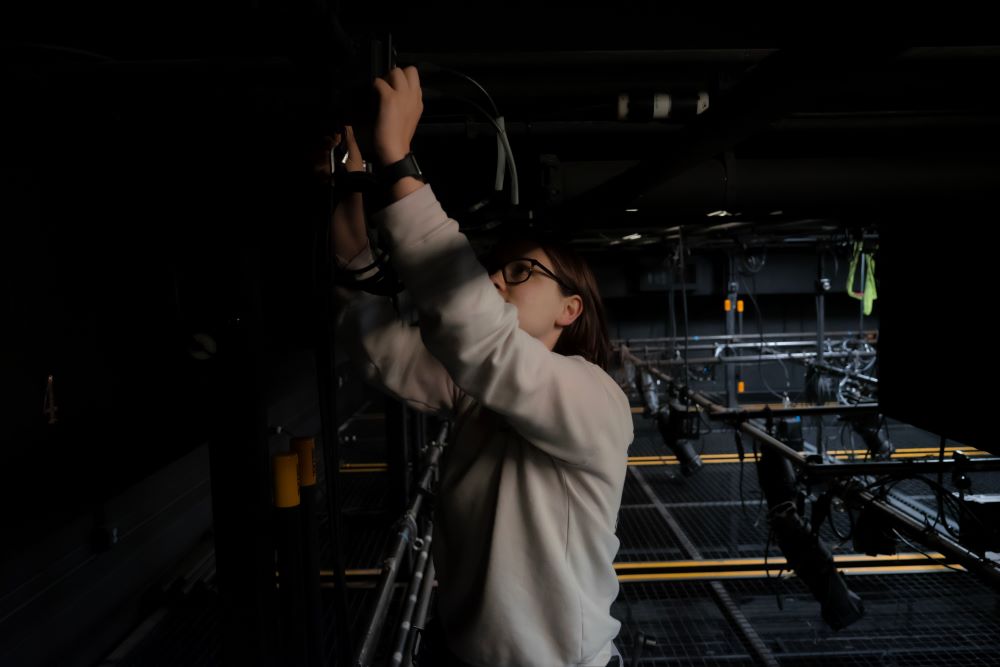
[374,66,421,95]
[373,76,393,100]
[403,66,420,96]
[386,66,408,91]
[370,66,423,166]
[344,125,359,151]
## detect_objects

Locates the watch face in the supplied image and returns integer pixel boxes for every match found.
[400,153,424,181]
[409,154,422,175]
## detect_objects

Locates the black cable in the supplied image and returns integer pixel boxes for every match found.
[737,266,796,405]
[415,62,500,116]
[413,62,516,208]
[860,472,988,540]
[432,93,519,206]
[667,267,679,364]
[678,230,691,396]
[763,523,773,579]
[750,436,768,528]
[738,437,749,518]
[825,493,855,544]
[763,521,785,612]
[892,529,967,573]
[906,474,984,538]
[860,474,896,494]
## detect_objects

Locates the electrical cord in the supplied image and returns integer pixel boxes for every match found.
[824,492,855,545]
[414,62,500,116]
[858,472,993,541]
[427,92,519,207]
[739,271,794,404]
[415,63,509,196]
[892,529,967,573]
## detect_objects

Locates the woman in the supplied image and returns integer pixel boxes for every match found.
[334,66,632,667]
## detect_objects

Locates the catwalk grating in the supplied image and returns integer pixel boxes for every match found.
[103,408,1000,666]
[611,580,756,666]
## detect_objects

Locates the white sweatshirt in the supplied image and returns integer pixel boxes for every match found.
[336,185,634,667]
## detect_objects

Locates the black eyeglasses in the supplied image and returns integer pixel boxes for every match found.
[493,257,576,294]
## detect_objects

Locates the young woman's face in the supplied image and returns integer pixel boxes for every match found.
[488,244,583,350]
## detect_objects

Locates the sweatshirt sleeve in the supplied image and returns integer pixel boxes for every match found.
[335,244,459,416]
[370,185,632,467]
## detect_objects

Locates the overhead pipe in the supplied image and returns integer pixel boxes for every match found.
[551,156,1000,218]
[615,330,877,344]
[630,351,872,366]
[551,47,911,223]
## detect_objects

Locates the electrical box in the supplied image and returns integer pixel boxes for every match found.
[958,494,1000,554]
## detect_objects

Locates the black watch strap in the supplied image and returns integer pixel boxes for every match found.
[378,153,426,187]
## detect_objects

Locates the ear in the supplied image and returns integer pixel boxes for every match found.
[556,294,584,328]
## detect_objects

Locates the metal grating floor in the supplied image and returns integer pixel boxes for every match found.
[611,415,1000,667]
[612,580,756,666]
[103,404,1000,666]
[724,573,1000,666]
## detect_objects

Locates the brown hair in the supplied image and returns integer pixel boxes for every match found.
[484,234,612,371]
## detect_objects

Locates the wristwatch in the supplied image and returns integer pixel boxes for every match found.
[378,153,426,187]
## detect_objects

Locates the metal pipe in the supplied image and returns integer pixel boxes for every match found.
[337,400,373,434]
[354,517,414,667]
[816,249,828,456]
[835,482,1000,592]
[552,47,909,220]
[739,420,809,464]
[400,47,1000,69]
[390,522,434,667]
[632,351,873,365]
[614,330,877,345]
[625,347,1000,593]
[806,457,1000,478]
[402,49,777,68]
[817,250,827,367]
[625,340,848,353]
[623,349,878,420]
[802,360,878,384]
[725,267,738,409]
[353,432,446,667]
[740,415,1000,592]
[713,404,879,419]
[403,558,436,667]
